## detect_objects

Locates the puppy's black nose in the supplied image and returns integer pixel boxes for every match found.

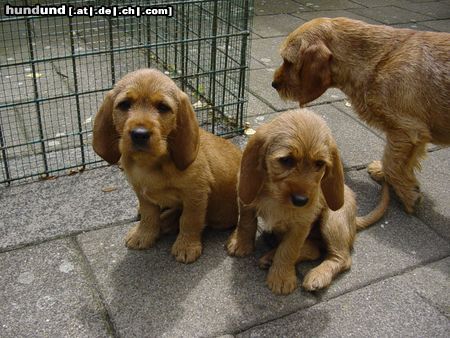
[291,194,308,207]
[272,81,280,90]
[130,127,150,146]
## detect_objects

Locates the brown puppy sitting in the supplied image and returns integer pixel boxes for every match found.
[227,109,389,294]
[272,17,450,213]
[93,68,245,263]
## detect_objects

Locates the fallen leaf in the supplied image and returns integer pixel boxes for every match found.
[26,72,43,78]
[244,128,256,136]
[68,169,79,176]
[40,175,57,181]
[102,186,117,192]
[193,100,205,109]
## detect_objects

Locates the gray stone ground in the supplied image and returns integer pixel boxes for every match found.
[1,1,450,337]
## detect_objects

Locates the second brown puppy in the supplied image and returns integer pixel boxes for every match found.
[93,69,245,263]
[227,109,389,294]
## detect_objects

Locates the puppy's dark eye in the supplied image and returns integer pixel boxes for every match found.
[117,100,131,111]
[315,160,326,169]
[278,156,295,167]
[157,102,171,113]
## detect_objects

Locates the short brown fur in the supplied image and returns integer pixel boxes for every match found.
[93,69,250,263]
[227,109,389,294]
[273,17,450,213]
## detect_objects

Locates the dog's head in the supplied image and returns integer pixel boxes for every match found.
[239,109,344,211]
[272,18,333,105]
[92,69,199,170]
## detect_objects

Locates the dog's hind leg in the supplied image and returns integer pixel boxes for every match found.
[302,215,352,291]
[258,238,321,270]
[381,129,428,213]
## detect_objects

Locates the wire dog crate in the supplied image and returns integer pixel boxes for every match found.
[0,0,253,185]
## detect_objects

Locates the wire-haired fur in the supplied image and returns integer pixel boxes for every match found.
[272,17,450,213]
[93,69,252,263]
[227,109,389,294]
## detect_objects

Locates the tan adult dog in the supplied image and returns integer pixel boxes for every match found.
[93,68,248,263]
[272,17,450,213]
[227,109,389,294]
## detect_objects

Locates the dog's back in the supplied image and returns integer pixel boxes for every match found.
[328,18,450,144]
[390,31,450,144]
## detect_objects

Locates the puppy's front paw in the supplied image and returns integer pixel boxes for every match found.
[367,160,384,182]
[171,236,202,263]
[226,230,254,257]
[267,266,297,295]
[125,224,158,250]
[302,268,332,291]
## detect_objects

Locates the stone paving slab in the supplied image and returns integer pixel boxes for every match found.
[247,92,275,117]
[77,225,317,338]
[331,100,384,138]
[252,14,306,38]
[421,19,450,32]
[416,147,450,240]
[396,257,450,318]
[0,165,136,251]
[237,276,450,337]
[295,0,363,11]
[249,55,266,70]
[250,36,284,68]
[293,9,382,24]
[0,238,111,338]
[350,0,416,8]
[254,0,311,16]
[77,168,449,337]
[396,1,450,19]
[349,6,434,24]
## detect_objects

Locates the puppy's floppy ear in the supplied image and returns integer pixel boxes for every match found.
[168,91,200,170]
[321,139,345,211]
[239,130,267,205]
[93,90,121,164]
[298,42,332,104]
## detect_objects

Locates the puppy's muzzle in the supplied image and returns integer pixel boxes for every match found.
[291,194,308,207]
[130,127,150,149]
[271,81,280,90]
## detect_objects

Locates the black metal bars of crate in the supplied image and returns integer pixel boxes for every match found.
[0,0,253,185]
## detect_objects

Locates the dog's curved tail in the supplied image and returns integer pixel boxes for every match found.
[356,182,390,231]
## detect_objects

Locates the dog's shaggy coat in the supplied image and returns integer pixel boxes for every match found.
[227,109,389,294]
[272,17,450,213]
[93,69,251,263]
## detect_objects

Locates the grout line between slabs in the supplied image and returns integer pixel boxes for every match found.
[71,236,119,338]
[227,253,450,336]
[0,217,137,254]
